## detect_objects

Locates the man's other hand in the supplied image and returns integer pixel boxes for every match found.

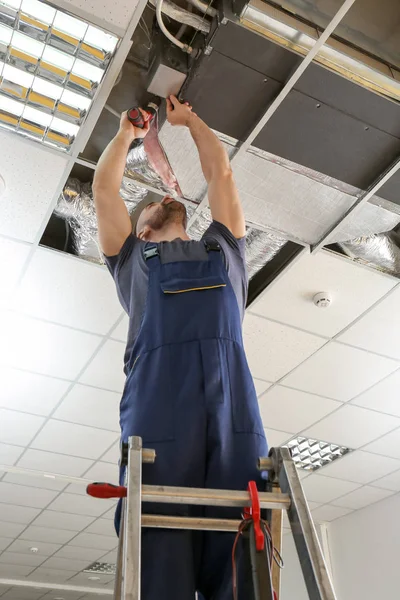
[118,108,150,142]
[166,95,196,127]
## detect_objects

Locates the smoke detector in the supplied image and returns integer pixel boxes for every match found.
[313,292,332,308]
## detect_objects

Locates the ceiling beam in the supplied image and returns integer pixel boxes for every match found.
[311,155,400,252]
[188,0,358,227]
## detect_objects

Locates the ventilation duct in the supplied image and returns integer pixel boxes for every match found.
[338,231,400,276]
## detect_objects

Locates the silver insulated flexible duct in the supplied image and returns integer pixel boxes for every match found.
[338,231,400,276]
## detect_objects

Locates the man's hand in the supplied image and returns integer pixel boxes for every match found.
[118,108,151,142]
[166,95,196,127]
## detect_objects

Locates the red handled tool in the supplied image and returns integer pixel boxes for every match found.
[244,480,264,551]
[127,107,145,129]
[87,482,127,499]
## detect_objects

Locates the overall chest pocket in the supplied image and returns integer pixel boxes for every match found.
[160,275,226,294]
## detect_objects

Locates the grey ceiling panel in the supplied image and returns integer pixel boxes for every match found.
[294,63,400,138]
[211,21,302,82]
[379,170,400,206]
[253,90,400,192]
[184,51,281,141]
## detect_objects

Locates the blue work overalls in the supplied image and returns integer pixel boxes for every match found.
[117,239,268,599]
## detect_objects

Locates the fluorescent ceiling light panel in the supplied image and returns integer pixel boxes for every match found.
[285,436,352,472]
[0,0,119,149]
[84,561,117,575]
[241,0,400,102]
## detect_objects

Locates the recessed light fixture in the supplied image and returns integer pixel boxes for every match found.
[84,561,117,575]
[88,576,101,581]
[0,0,119,150]
[285,436,352,472]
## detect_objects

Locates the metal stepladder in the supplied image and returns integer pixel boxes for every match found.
[87,437,337,600]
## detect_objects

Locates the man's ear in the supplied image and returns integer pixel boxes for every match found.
[138,225,151,240]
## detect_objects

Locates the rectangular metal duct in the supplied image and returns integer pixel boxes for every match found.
[160,122,400,245]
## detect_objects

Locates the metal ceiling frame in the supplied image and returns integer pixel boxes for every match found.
[312,155,400,252]
[188,0,400,272]
[187,0,358,230]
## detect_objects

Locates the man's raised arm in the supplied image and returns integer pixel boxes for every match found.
[93,110,150,256]
[166,95,245,239]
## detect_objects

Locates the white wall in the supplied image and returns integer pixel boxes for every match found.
[281,532,309,599]
[329,493,400,600]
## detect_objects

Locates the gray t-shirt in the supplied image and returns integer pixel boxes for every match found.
[105,221,247,366]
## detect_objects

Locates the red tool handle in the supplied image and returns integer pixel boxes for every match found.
[246,481,264,552]
[127,107,144,128]
[87,482,127,499]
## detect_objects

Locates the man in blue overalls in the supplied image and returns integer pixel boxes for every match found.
[93,96,268,599]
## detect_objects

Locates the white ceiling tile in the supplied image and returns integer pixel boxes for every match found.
[0,367,70,417]
[365,428,400,459]
[0,239,31,308]
[67,572,114,586]
[264,428,292,448]
[79,341,126,392]
[339,285,400,359]
[39,590,86,600]
[283,342,399,401]
[85,519,115,537]
[84,462,119,486]
[0,502,40,525]
[303,405,400,448]
[3,472,67,492]
[0,409,45,446]
[5,539,61,556]
[100,441,120,465]
[48,493,116,517]
[319,450,400,484]
[300,474,360,503]
[54,545,106,562]
[100,506,117,521]
[0,552,45,567]
[0,131,68,242]
[27,567,72,582]
[40,556,91,572]
[32,511,95,532]
[0,521,26,539]
[332,486,395,509]
[0,311,101,379]
[99,550,117,563]
[110,315,129,342]
[251,251,396,337]
[0,538,11,552]
[16,249,122,335]
[312,504,353,522]
[1,588,45,600]
[0,564,34,577]
[19,525,76,545]
[0,482,58,508]
[351,369,400,417]
[53,384,120,432]
[243,314,325,381]
[18,448,93,477]
[371,469,400,491]
[254,379,272,396]
[69,533,117,551]
[259,386,340,433]
[0,443,24,466]
[31,420,118,460]
[60,0,141,29]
